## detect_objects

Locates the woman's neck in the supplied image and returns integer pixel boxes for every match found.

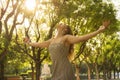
[56,33,64,38]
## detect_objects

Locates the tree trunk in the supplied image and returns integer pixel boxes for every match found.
[31,62,34,80]
[0,21,2,34]
[95,63,99,80]
[0,60,4,80]
[103,68,107,80]
[117,71,119,79]
[75,64,80,80]
[35,61,41,80]
[114,69,116,79]
[107,71,111,79]
[86,63,91,80]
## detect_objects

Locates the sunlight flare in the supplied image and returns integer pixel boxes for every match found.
[25,0,36,11]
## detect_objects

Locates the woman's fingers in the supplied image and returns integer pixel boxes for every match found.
[23,37,29,43]
[102,20,110,28]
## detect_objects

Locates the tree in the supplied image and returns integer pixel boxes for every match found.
[51,0,117,80]
[0,0,25,79]
[13,0,63,80]
[0,0,119,80]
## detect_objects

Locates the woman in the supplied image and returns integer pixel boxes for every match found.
[24,20,110,80]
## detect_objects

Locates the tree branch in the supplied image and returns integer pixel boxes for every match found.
[0,0,10,20]
[4,0,18,36]
[16,14,25,25]
[0,49,7,62]
[73,41,86,61]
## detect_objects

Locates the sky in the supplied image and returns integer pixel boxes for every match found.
[111,0,120,20]
[109,0,120,39]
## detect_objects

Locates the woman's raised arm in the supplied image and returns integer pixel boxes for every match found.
[66,20,110,44]
[23,37,52,48]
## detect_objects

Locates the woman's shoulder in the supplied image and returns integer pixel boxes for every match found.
[64,34,74,39]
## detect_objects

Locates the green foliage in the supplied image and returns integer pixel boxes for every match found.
[51,1,119,77]
[0,0,119,79]
[4,39,31,75]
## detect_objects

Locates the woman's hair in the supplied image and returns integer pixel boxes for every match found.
[64,25,74,61]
